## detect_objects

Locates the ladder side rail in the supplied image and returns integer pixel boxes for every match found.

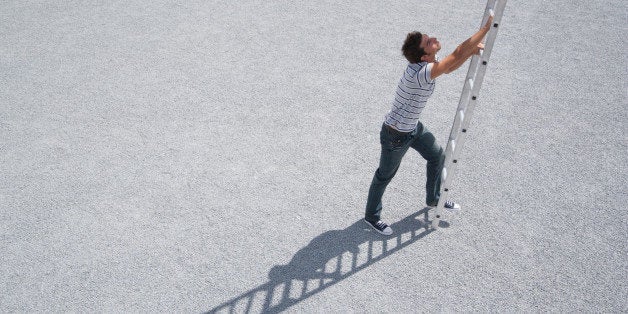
[457,1,505,132]
[450,0,502,141]
[449,0,506,148]
[463,0,495,83]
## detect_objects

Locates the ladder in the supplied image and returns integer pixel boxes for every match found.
[431,0,507,229]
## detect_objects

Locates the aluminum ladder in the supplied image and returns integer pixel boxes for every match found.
[431,0,507,229]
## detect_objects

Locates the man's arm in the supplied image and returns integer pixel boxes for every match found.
[430,15,493,79]
[444,43,484,74]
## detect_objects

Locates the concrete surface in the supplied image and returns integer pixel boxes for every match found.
[1,0,626,312]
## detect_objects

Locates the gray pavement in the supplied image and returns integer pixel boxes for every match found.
[1,0,626,312]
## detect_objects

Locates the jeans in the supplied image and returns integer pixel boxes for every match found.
[365,122,445,222]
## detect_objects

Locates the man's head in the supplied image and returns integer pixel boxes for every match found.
[402,32,441,63]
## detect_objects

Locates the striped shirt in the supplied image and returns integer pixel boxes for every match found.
[384,62,435,132]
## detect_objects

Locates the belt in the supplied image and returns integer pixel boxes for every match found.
[384,124,410,136]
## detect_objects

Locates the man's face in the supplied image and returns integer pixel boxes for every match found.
[420,34,441,61]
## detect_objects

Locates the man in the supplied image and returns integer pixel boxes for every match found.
[364,15,494,235]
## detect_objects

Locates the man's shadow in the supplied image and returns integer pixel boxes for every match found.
[207,207,440,314]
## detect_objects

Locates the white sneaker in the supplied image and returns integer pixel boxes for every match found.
[443,200,461,210]
[429,200,462,211]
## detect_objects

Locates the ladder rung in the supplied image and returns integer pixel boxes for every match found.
[454,110,465,134]
[446,139,456,158]
[450,112,463,140]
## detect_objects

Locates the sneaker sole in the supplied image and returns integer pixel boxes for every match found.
[428,203,462,211]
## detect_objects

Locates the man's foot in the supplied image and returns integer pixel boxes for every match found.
[443,200,461,210]
[428,200,462,210]
[364,219,393,236]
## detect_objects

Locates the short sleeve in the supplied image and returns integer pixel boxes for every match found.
[418,62,435,86]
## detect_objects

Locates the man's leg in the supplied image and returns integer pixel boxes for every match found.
[409,122,445,206]
[365,125,411,222]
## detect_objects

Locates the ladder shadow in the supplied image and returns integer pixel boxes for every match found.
[206,207,435,314]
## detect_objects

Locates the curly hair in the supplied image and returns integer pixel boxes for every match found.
[402,32,426,63]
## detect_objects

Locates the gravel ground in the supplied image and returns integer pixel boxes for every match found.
[1,0,626,312]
